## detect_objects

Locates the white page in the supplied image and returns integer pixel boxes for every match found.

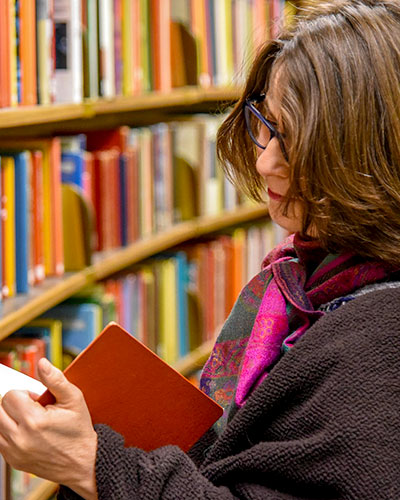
[0,364,46,398]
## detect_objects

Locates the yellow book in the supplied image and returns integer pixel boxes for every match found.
[27,318,63,370]
[122,0,134,95]
[1,156,16,297]
[158,258,178,365]
[62,184,92,271]
[139,0,151,91]
[9,0,18,106]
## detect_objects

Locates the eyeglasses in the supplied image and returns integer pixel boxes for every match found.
[243,94,288,162]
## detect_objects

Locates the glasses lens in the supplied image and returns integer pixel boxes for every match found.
[244,104,271,149]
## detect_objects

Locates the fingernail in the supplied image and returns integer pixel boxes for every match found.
[40,358,52,374]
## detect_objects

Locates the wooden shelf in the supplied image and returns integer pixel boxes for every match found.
[0,204,267,341]
[25,480,57,500]
[0,87,241,136]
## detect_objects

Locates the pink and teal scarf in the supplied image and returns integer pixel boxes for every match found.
[200,233,396,430]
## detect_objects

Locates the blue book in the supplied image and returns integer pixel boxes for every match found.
[14,151,29,294]
[61,151,85,188]
[175,252,189,358]
[43,302,103,355]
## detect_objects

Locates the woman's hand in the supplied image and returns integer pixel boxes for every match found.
[0,358,98,500]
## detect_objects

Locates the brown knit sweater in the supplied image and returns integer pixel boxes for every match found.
[58,286,400,499]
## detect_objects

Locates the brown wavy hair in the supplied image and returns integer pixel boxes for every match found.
[217,0,400,263]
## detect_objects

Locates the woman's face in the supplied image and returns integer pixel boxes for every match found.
[255,82,304,234]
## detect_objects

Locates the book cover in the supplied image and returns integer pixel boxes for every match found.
[139,0,152,91]
[0,0,11,108]
[31,150,45,284]
[131,0,142,94]
[1,156,16,298]
[13,151,30,294]
[98,0,115,98]
[86,0,99,98]
[121,0,133,96]
[39,322,223,451]
[86,127,129,152]
[9,0,18,107]
[113,0,123,96]
[61,151,85,188]
[54,0,83,103]
[62,184,92,270]
[36,0,55,105]
[19,0,37,105]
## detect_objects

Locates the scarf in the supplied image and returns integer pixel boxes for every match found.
[200,233,396,430]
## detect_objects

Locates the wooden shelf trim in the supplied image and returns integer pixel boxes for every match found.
[0,205,268,341]
[0,87,241,130]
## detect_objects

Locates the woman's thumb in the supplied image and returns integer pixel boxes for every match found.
[38,358,76,403]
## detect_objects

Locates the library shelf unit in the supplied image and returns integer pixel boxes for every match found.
[0,87,267,500]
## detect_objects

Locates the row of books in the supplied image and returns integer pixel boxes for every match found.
[0,113,242,300]
[191,0,296,89]
[105,219,284,365]
[0,0,296,108]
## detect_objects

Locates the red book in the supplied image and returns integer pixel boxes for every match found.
[122,148,139,244]
[86,127,129,153]
[39,322,222,452]
[31,150,45,284]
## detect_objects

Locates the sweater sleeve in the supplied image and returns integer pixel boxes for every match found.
[91,423,237,500]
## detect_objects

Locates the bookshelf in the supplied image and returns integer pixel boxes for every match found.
[0,203,268,342]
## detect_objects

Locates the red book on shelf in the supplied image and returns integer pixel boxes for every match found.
[86,127,129,153]
[39,322,223,452]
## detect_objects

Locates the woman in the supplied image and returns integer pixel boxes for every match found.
[1,1,400,498]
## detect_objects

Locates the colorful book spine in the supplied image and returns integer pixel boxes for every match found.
[1,156,16,298]
[14,151,29,294]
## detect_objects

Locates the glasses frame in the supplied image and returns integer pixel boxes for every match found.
[243,94,288,162]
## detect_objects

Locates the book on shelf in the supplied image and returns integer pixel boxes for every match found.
[54,0,83,104]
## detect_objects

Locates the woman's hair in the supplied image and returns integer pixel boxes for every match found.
[217,0,400,263]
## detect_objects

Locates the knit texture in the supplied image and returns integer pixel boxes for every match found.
[58,286,400,499]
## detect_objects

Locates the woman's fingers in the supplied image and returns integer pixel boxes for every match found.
[1,390,43,426]
[37,358,82,405]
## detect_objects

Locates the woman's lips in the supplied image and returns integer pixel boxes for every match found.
[267,188,283,201]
